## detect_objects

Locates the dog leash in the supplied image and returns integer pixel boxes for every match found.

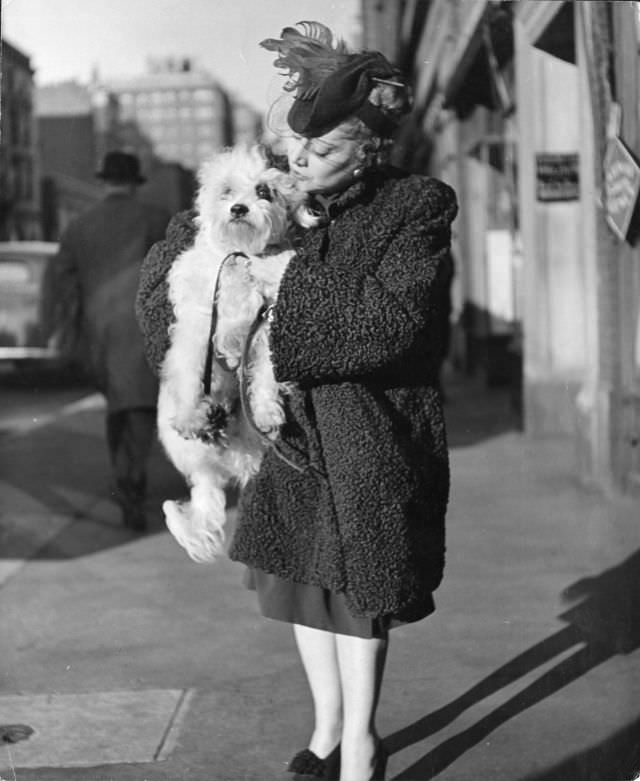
[202,251,325,477]
[194,251,248,444]
[238,307,312,474]
[202,251,248,396]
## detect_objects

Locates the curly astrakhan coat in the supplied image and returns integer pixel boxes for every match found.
[136,168,458,618]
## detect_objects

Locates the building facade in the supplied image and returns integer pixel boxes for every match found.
[36,81,117,239]
[35,79,196,238]
[0,39,41,240]
[37,82,103,184]
[362,0,640,494]
[231,99,264,147]
[106,58,234,172]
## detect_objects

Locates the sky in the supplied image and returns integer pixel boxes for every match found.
[2,0,361,110]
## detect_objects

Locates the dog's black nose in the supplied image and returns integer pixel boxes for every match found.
[230,203,249,218]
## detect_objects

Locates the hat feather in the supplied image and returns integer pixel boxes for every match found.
[260,20,349,99]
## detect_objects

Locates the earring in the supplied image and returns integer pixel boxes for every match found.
[353,167,363,178]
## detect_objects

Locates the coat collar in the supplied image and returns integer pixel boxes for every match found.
[306,170,384,224]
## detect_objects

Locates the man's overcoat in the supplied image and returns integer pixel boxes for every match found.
[51,193,169,410]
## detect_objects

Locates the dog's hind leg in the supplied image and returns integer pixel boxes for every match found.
[246,326,287,436]
[163,472,228,562]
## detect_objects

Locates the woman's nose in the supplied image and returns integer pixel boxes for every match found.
[292,140,309,166]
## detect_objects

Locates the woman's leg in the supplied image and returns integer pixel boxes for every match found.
[335,632,389,781]
[293,624,343,757]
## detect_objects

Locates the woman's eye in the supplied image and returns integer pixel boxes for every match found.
[256,184,272,201]
[311,144,333,158]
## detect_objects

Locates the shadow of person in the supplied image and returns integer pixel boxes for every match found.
[387,550,640,780]
[518,715,640,781]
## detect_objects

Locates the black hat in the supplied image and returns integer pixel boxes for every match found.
[287,52,400,138]
[261,22,406,139]
[96,151,146,184]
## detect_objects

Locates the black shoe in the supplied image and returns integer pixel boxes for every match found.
[288,744,340,780]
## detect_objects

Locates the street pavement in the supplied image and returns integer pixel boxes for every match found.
[0,372,639,781]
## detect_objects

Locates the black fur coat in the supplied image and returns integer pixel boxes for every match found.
[136,168,458,618]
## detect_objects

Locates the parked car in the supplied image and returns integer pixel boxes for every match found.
[0,241,61,368]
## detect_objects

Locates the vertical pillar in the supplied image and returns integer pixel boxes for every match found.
[515,15,587,436]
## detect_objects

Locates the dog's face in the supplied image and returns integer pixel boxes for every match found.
[195,146,298,254]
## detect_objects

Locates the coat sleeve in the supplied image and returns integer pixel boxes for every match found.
[269,178,458,385]
[135,209,197,374]
[40,223,83,356]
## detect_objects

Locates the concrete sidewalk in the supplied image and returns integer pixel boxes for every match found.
[0,376,639,781]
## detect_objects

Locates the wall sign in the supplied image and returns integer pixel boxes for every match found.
[603,136,640,241]
[535,153,580,202]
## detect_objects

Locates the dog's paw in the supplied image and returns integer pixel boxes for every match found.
[197,403,230,444]
[171,399,226,441]
[249,392,286,439]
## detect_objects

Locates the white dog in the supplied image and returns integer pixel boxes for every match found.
[157,145,298,563]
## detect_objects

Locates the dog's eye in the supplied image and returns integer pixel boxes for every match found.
[255,183,272,202]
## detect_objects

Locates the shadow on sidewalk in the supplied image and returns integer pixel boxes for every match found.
[387,550,640,780]
[1,411,187,558]
[519,715,640,781]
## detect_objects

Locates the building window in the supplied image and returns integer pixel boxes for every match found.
[24,160,33,200]
[195,105,215,119]
[197,122,213,137]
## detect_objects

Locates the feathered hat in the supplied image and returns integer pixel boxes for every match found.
[261,21,406,138]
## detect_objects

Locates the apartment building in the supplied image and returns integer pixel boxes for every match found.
[0,39,41,240]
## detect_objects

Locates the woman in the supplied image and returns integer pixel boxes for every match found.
[136,22,457,781]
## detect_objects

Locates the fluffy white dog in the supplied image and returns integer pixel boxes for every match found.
[157,145,297,563]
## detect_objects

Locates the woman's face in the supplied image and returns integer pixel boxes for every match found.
[285,125,365,195]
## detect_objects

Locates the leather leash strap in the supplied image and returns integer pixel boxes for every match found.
[202,251,326,478]
[239,306,308,474]
[239,309,328,478]
[202,251,248,395]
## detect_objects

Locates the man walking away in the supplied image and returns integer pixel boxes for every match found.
[44,151,170,531]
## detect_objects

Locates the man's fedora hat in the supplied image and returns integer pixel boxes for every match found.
[96,151,146,184]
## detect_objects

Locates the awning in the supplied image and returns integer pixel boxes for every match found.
[442,1,515,118]
[533,1,575,64]
[516,0,575,64]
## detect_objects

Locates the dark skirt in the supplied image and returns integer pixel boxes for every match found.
[244,568,435,639]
